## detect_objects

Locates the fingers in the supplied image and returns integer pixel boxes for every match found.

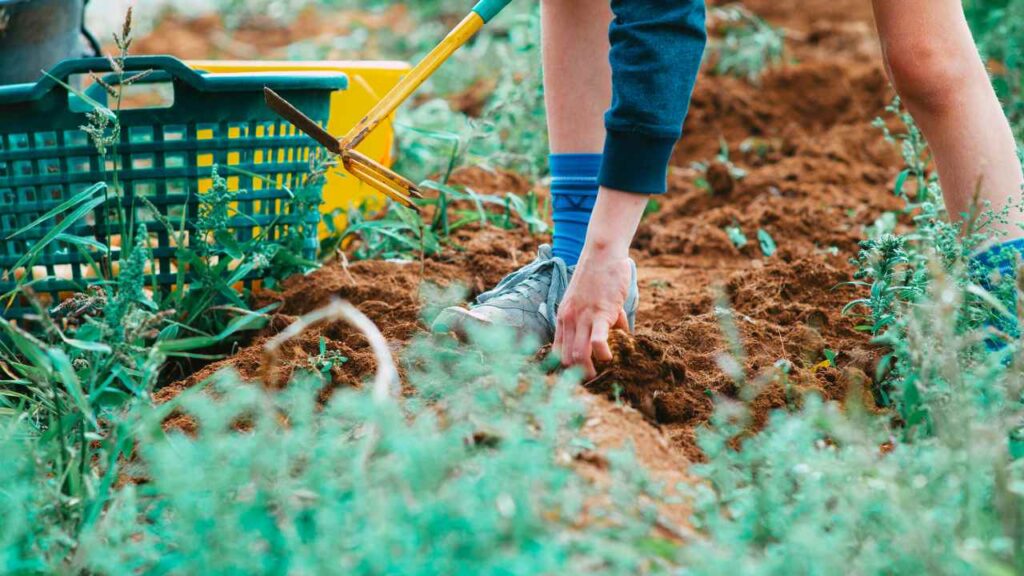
[556,305,594,377]
[555,300,626,379]
[590,320,613,364]
[573,324,595,378]
[557,316,575,368]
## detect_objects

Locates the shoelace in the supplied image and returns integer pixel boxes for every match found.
[476,245,569,328]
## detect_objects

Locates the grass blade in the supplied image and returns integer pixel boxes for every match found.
[8,195,106,275]
[7,182,106,240]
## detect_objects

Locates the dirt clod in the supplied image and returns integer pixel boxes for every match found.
[705,161,736,196]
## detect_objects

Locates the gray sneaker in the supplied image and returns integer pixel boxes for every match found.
[431,244,639,346]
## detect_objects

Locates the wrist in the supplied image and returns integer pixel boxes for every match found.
[577,187,647,263]
[578,236,631,264]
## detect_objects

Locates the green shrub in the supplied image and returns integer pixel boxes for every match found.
[48,327,674,574]
[0,423,71,574]
[681,259,1024,574]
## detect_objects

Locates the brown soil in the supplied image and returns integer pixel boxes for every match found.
[145,0,900,484]
[127,5,416,61]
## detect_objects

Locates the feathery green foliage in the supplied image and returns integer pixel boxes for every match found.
[706,4,785,82]
[675,94,1024,574]
[340,179,547,262]
[3,325,678,574]
[967,0,1024,140]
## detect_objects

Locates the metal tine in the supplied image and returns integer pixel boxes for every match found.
[265,88,425,205]
[357,174,418,212]
[344,149,424,199]
[347,161,409,205]
[346,158,418,210]
[342,154,411,199]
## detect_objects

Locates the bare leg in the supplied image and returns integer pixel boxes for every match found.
[430,2,616,342]
[873,0,1024,239]
[541,0,613,153]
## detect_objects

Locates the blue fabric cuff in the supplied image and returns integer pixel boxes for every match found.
[550,153,603,178]
[598,129,676,195]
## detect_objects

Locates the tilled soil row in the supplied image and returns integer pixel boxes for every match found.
[154,0,900,488]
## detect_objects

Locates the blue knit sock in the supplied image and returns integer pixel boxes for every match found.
[550,154,601,266]
[973,238,1024,343]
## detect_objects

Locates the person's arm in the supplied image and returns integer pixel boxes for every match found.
[555,1,707,376]
[554,188,647,376]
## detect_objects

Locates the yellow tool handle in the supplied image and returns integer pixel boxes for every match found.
[339,12,485,151]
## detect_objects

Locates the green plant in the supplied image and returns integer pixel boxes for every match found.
[671,42,1024,569]
[683,363,1024,574]
[339,179,547,263]
[966,0,1024,140]
[303,335,349,380]
[756,229,776,258]
[706,4,785,82]
[725,225,748,249]
[848,99,1018,405]
[680,262,1024,574]
[0,12,332,560]
[157,163,320,333]
[693,141,748,195]
[3,308,681,573]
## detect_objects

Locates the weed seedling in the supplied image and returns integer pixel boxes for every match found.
[725,225,748,249]
[305,336,349,381]
[757,228,776,257]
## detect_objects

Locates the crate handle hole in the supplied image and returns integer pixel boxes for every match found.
[68,74,175,113]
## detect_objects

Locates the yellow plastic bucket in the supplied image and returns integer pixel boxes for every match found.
[188,60,410,237]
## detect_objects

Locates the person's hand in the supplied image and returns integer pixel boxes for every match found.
[554,186,648,377]
[554,253,631,378]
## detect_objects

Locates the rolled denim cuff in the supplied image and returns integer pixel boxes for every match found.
[598,128,676,195]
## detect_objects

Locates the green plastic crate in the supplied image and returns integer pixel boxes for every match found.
[0,56,347,318]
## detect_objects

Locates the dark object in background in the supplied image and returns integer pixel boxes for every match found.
[0,0,99,85]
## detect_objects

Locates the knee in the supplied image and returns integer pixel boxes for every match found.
[882,35,980,114]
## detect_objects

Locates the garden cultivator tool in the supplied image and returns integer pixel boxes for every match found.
[265,0,513,211]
